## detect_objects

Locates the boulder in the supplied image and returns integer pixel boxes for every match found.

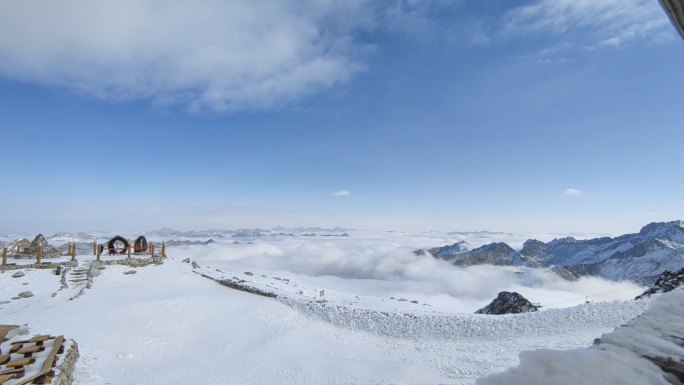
[18,291,34,298]
[475,291,540,315]
[12,271,25,278]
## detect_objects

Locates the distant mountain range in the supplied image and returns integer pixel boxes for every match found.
[420,220,684,285]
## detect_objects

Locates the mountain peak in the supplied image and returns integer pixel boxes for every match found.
[638,220,684,237]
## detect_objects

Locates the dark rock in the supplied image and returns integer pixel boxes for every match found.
[475,291,540,315]
[12,271,25,278]
[18,291,34,298]
[635,268,684,300]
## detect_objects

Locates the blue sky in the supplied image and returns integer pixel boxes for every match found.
[1,0,683,234]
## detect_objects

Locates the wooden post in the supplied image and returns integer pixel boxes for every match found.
[150,243,155,258]
[70,244,76,261]
[93,241,97,255]
[96,244,101,262]
[2,247,7,266]
[161,241,166,258]
[36,246,42,264]
[127,241,132,259]
[16,245,21,254]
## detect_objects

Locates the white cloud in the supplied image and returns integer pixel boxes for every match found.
[176,233,643,312]
[333,190,351,197]
[0,0,378,112]
[503,0,672,48]
[562,188,582,197]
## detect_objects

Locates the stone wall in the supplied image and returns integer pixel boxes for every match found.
[52,340,79,385]
[0,261,77,271]
[103,255,165,267]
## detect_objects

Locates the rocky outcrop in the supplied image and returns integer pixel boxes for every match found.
[475,291,540,315]
[635,268,684,300]
[6,234,61,258]
[550,266,579,281]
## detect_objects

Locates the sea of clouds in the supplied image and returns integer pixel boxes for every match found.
[168,231,643,313]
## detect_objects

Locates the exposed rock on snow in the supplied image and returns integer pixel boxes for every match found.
[635,268,684,300]
[12,271,25,278]
[18,291,34,298]
[477,289,684,385]
[550,266,578,281]
[475,291,540,315]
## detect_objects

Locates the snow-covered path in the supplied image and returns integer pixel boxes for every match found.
[0,258,648,384]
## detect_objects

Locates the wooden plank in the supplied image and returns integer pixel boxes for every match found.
[4,357,34,367]
[0,367,23,376]
[29,335,51,343]
[0,373,17,384]
[0,355,8,365]
[0,325,18,344]
[17,345,45,355]
[42,336,64,371]
[13,337,64,385]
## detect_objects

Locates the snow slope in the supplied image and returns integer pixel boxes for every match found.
[0,254,651,385]
[477,288,684,385]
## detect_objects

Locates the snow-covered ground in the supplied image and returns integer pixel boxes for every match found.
[1,254,647,384]
[477,288,684,385]
[0,229,654,384]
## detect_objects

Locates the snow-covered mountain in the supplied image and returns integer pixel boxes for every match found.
[427,220,684,284]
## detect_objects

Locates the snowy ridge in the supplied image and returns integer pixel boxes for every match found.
[277,296,648,340]
[192,259,648,340]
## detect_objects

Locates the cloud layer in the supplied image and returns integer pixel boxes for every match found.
[172,233,643,312]
[0,0,375,112]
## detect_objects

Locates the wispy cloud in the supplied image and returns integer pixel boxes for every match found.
[333,190,351,197]
[561,188,582,197]
[0,0,380,113]
[503,0,672,49]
